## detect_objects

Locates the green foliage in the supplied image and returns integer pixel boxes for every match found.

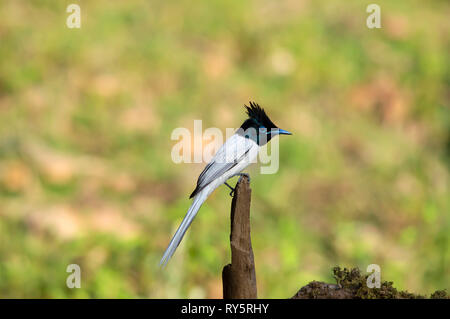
[0,0,448,298]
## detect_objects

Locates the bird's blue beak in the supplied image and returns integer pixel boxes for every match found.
[278,128,292,135]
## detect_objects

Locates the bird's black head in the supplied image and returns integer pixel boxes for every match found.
[239,101,292,145]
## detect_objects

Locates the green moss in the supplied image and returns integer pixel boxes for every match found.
[430,290,449,299]
[333,267,426,299]
[293,267,447,299]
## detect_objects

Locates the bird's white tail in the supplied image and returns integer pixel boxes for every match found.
[159,191,208,267]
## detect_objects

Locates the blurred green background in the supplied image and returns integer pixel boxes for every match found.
[0,0,448,298]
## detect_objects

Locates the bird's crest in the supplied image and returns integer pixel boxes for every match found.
[244,101,277,128]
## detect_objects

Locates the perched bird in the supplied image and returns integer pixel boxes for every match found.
[160,102,292,267]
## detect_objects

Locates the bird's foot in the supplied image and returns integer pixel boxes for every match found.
[224,182,235,197]
[225,174,250,197]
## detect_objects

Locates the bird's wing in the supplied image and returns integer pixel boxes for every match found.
[160,134,255,267]
[190,133,253,198]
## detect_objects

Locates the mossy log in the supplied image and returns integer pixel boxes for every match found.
[291,267,449,299]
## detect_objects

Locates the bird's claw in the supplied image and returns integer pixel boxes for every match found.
[225,174,250,197]
[224,182,235,197]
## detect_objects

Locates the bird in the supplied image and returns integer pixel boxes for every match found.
[160,101,292,267]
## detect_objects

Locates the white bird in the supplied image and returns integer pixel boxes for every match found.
[160,102,292,267]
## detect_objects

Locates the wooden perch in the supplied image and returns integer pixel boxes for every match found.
[222,175,257,299]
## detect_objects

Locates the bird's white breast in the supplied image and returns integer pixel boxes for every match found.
[203,134,259,197]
